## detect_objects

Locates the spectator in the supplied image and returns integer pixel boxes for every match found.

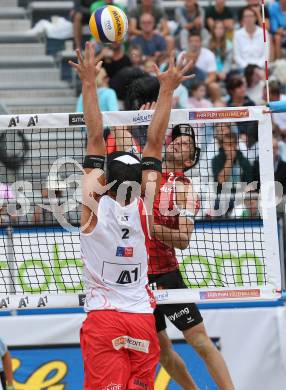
[240,0,270,29]
[264,80,286,160]
[269,0,286,58]
[154,60,189,108]
[208,20,233,81]
[188,81,213,108]
[212,132,253,215]
[33,179,67,225]
[72,0,95,49]
[128,0,169,38]
[187,33,217,85]
[273,137,286,194]
[175,0,205,50]
[231,190,260,218]
[244,64,265,105]
[76,67,119,112]
[128,45,144,68]
[0,184,14,225]
[212,132,253,185]
[226,74,255,107]
[131,13,167,62]
[205,0,234,36]
[172,83,189,108]
[233,6,268,69]
[0,338,15,390]
[98,42,131,80]
[238,121,259,164]
[180,49,206,91]
[197,123,232,182]
[90,0,122,13]
[186,32,223,103]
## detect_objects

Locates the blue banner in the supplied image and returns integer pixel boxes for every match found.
[11,343,217,389]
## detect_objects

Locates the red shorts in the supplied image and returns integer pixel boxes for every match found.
[80,310,160,390]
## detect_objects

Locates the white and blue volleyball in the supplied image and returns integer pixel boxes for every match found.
[89,5,128,43]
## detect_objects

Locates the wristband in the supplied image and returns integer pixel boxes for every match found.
[179,209,195,222]
[141,157,162,173]
[83,155,105,170]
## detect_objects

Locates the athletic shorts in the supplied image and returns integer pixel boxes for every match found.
[148,270,203,332]
[80,310,160,390]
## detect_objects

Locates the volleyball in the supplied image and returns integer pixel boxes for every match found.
[89,5,128,43]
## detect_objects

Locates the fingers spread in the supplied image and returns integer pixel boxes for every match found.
[152,63,160,78]
[177,52,186,70]
[95,60,103,72]
[182,74,195,81]
[168,50,175,69]
[179,59,194,77]
[69,60,80,71]
[76,49,84,65]
[84,41,90,62]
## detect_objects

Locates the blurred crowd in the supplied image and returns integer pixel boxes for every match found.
[73,0,286,218]
[1,0,286,225]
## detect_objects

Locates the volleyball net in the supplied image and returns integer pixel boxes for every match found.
[0,107,282,310]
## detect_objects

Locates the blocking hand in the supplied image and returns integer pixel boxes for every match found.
[152,52,195,92]
[69,41,102,85]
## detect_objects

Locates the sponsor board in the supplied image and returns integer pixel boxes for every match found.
[199,289,261,300]
[189,109,249,121]
[132,112,153,124]
[68,113,85,126]
[0,224,267,296]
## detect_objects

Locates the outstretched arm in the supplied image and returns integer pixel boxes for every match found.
[141,53,194,219]
[69,42,105,156]
[142,53,194,161]
[69,42,106,232]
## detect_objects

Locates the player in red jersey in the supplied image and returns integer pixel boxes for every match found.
[149,124,235,390]
[69,42,194,390]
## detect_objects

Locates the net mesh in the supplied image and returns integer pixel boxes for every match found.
[0,109,281,307]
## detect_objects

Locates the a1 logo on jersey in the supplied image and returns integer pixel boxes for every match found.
[116,246,133,257]
[116,214,129,224]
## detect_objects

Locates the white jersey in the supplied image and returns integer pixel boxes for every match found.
[80,195,155,313]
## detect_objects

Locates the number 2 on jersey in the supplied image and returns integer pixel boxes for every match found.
[121,228,130,239]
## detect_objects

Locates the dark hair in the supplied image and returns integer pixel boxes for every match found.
[190,80,205,93]
[125,76,160,110]
[109,66,146,101]
[172,124,201,168]
[244,64,260,88]
[269,80,281,98]
[209,20,227,60]
[226,75,244,94]
[240,6,257,21]
[189,31,202,40]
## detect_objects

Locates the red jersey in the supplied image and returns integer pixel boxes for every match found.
[148,171,186,275]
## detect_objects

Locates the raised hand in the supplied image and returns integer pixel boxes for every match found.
[152,52,195,92]
[69,41,103,85]
[139,102,157,111]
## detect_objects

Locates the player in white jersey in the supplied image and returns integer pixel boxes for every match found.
[69,42,194,390]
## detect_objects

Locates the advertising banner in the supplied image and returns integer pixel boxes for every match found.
[2,307,286,390]
[0,222,277,297]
